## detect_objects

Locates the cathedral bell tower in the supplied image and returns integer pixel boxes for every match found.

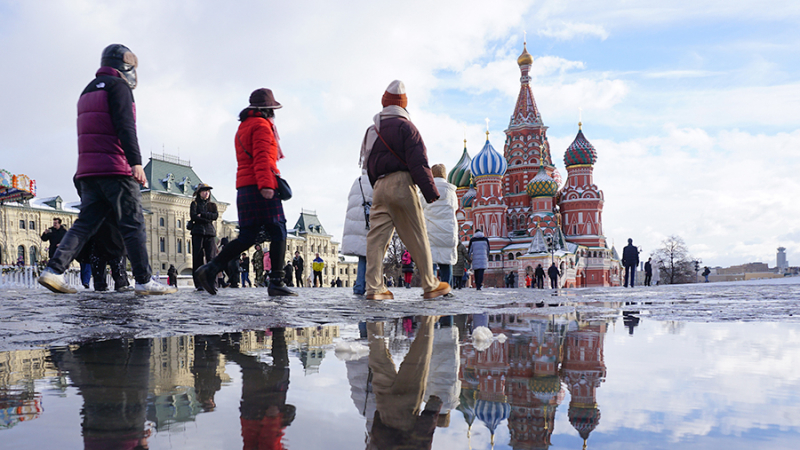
[470,129,507,238]
[560,123,606,248]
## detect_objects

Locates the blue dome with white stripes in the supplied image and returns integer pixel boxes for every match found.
[475,399,511,436]
[470,137,507,177]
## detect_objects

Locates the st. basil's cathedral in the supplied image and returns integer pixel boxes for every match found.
[447,43,622,288]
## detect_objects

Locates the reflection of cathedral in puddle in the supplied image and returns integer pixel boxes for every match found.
[457,313,607,449]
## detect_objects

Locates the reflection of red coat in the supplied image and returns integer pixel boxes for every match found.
[235,112,279,191]
[241,416,284,450]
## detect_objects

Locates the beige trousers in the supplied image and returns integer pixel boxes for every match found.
[368,317,436,431]
[366,171,438,295]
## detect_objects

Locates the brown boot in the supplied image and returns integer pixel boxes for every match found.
[423,282,451,299]
[365,290,394,300]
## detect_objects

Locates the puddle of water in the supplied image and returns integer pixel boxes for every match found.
[1,314,799,449]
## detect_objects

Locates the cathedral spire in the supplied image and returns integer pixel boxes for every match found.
[509,42,542,129]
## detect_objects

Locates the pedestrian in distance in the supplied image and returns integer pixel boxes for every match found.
[644,257,653,286]
[252,244,264,286]
[507,271,516,288]
[525,273,532,289]
[189,183,219,289]
[452,242,469,289]
[262,249,271,287]
[240,253,252,287]
[548,262,560,289]
[622,238,639,287]
[702,266,711,283]
[535,263,545,289]
[420,163,458,292]
[312,253,325,287]
[41,218,67,260]
[401,249,414,288]
[360,80,450,300]
[292,251,304,287]
[195,88,296,296]
[38,44,176,295]
[341,170,373,295]
[167,264,178,287]
[467,230,489,290]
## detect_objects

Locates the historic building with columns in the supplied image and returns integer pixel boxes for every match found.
[448,43,622,288]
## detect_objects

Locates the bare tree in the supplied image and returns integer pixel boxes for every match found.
[383,232,406,283]
[652,235,695,284]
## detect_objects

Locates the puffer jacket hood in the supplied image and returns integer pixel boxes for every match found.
[420,178,458,265]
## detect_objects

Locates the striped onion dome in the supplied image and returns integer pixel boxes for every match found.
[528,375,563,402]
[448,144,472,188]
[564,127,597,167]
[457,389,478,427]
[526,165,558,198]
[462,183,477,209]
[470,136,507,177]
[475,399,511,436]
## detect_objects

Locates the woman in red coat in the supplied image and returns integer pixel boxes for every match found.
[196,88,296,296]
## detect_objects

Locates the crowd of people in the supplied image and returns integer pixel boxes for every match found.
[36,43,645,298]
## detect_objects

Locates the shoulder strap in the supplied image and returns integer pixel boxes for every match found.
[375,129,408,167]
[236,132,252,158]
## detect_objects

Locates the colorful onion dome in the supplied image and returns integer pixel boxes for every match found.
[569,404,601,441]
[526,165,558,198]
[462,183,477,208]
[470,135,508,177]
[448,143,472,188]
[475,399,511,437]
[528,375,563,402]
[564,125,597,167]
[517,42,533,66]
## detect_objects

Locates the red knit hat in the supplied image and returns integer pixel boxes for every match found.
[381,80,407,108]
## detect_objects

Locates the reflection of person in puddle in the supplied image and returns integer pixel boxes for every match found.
[367,316,442,450]
[49,339,151,449]
[222,329,296,450]
[192,335,224,411]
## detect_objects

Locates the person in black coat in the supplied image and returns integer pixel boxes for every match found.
[621,238,639,287]
[190,183,219,289]
[535,264,545,289]
[644,257,653,286]
[283,261,294,287]
[548,262,560,289]
[167,264,178,287]
[41,218,67,260]
[292,251,304,287]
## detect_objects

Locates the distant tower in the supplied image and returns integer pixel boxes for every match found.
[503,41,558,234]
[563,320,607,449]
[777,247,788,271]
[560,122,606,248]
[470,129,508,238]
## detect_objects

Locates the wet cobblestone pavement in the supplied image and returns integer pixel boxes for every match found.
[2,277,798,351]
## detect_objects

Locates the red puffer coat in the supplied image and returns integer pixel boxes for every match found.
[235,112,279,190]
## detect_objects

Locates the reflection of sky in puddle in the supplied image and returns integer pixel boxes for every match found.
[1,317,799,449]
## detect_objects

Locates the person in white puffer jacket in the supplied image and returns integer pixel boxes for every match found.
[341,170,373,295]
[420,164,458,290]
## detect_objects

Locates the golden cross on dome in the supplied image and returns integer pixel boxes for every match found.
[579,107,583,130]
[485,117,490,138]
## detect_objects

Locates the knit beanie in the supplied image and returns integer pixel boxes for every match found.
[381,80,407,108]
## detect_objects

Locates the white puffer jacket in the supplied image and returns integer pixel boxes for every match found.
[341,173,373,257]
[421,178,458,265]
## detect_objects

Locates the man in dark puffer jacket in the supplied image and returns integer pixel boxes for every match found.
[38,44,175,295]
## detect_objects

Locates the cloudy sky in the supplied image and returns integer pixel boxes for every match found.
[1,0,798,268]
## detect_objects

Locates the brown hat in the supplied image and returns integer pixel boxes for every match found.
[195,183,213,192]
[249,88,282,109]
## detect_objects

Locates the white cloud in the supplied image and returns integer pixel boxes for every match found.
[538,21,609,41]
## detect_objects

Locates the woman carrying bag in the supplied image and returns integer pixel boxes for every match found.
[195,88,296,296]
[190,183,218,289]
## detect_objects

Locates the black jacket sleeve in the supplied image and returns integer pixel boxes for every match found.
[106,79,142,167]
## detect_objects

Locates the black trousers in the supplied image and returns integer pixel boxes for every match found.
[192,234,217,286]
[474,269,485,289]
[313,271,322,287]
[47,177,151,284]
[295,270,303,287]
[212,223,287,283]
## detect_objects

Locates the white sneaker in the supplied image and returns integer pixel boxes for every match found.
[135,280,178,295]
[38,268,78,294]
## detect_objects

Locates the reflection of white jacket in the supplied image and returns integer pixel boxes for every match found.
[341,172,373,257]
[424,326,461,413]
[420,178,458,265]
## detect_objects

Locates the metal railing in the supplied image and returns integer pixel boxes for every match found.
[0,265,99,290]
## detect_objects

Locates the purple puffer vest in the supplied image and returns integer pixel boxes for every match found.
[75,67,133,179]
